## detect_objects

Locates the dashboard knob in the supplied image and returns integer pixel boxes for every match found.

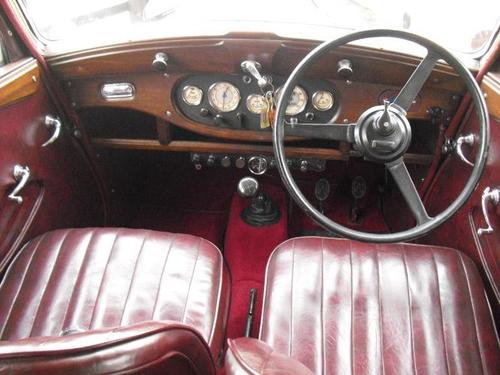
[200,107,210,117]
[152,52,169,72]
[305,112,315,121]
[300,160,309,173]
[191,153,202,170]
[221,156,231,168]
[235,156,246,169]
[213,114,225,126]
[207,154,216,166]
[337,59,353,79]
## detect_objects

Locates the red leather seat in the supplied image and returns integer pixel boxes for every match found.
[0,228,230,374]
[226,237,500,374]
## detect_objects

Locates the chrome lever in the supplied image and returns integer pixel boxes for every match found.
[241,60,269,88]
[42,115,62,147]
[477,187,500,236]
[8,165,31,204]
[455,133,475,166]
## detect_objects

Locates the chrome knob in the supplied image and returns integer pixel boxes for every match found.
[337,59,353,79]
[238,177,259,198]
[152,52,168,72]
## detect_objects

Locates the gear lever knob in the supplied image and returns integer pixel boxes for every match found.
[238,177,259,198]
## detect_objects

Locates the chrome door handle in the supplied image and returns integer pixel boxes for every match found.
[477,187,500,236]
[455,133,474,166]
[42,115,62,147]
[8,165,31,204]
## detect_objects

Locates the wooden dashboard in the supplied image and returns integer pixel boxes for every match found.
[47,33,467,164]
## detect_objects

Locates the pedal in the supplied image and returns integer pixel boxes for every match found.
[244,288,257,337]
[314,178,331,214]
[350,176,367,223]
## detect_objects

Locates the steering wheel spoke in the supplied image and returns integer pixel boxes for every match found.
[386,158,431,225]
[284,121,355,142]
[393,50,440,112]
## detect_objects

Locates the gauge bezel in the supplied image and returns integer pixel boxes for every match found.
[181,85,203,106]
[312,90,334,111]
[276,85,308,116]
[207,82,241,112]
[246,94,268,114]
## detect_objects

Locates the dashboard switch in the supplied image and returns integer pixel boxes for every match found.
[305,112,315,121]
[300,160,309,173]
[221,156,231,168]
[207,154,216,166]
[152,52,169,72]
[235,156,246,169]
[337,59,353,79]
[213,114,225,126]
[191,153,202,170]
[200,107,211,117]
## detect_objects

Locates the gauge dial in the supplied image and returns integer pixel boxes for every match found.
[312,90,334,111]
[246,94,268,114]
[208,82,240,112]
[182,85,203,106]
[276,86,308,116]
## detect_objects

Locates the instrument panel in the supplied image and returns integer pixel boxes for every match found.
[174,74,339,131]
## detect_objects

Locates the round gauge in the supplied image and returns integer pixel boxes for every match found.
[312,90,334,111]
[181,85,203,106]
[248,156,268,175]
[246,94,268,114]
[208,82,240,112]
[276,86,308,116]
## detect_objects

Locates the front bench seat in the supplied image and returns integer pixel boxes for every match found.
[0,228,230,374]
[226,237,500,374]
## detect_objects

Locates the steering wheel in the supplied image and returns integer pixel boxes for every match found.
[273,29,489,243]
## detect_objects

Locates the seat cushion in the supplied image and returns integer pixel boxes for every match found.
[0,321,217,375]
[0,228,230,359]
[258,237,499,374]
[225,337,313,375]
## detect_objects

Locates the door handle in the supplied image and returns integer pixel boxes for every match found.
[455,133,474,166]
[42,115,62,147]
[477,187,500,236]
[7,165,31,204]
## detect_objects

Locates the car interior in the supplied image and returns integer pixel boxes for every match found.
[0,0,499,374]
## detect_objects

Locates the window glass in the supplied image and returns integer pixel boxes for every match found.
[18,0,500,54]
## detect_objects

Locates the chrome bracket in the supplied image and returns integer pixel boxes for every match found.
[8,165,31,204]
[477,187,500,236]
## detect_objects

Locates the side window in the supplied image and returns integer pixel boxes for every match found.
[0,35,7,67]
[0,13,25,67]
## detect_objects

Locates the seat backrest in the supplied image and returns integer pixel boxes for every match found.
[0,321,216,375]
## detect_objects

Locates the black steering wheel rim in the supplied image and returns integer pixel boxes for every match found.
[272,29,489,243]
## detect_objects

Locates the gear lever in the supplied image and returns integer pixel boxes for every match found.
[237,177,280,226]
[237,177,259,198]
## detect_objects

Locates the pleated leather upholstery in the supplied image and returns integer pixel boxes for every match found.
[256,237,499,375]
[0,228,230,360]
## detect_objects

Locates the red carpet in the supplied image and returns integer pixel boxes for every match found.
[223,184,288,339]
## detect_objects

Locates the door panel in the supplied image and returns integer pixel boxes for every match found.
[0,57,104,273]
[422,72,500,314]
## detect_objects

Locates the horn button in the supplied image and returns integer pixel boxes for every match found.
[353,101,412,162]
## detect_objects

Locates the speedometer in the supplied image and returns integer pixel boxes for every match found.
[208,82,240,112]
[276,86,308,116]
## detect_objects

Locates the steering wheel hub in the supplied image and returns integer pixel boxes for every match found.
[354,104,412,162]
